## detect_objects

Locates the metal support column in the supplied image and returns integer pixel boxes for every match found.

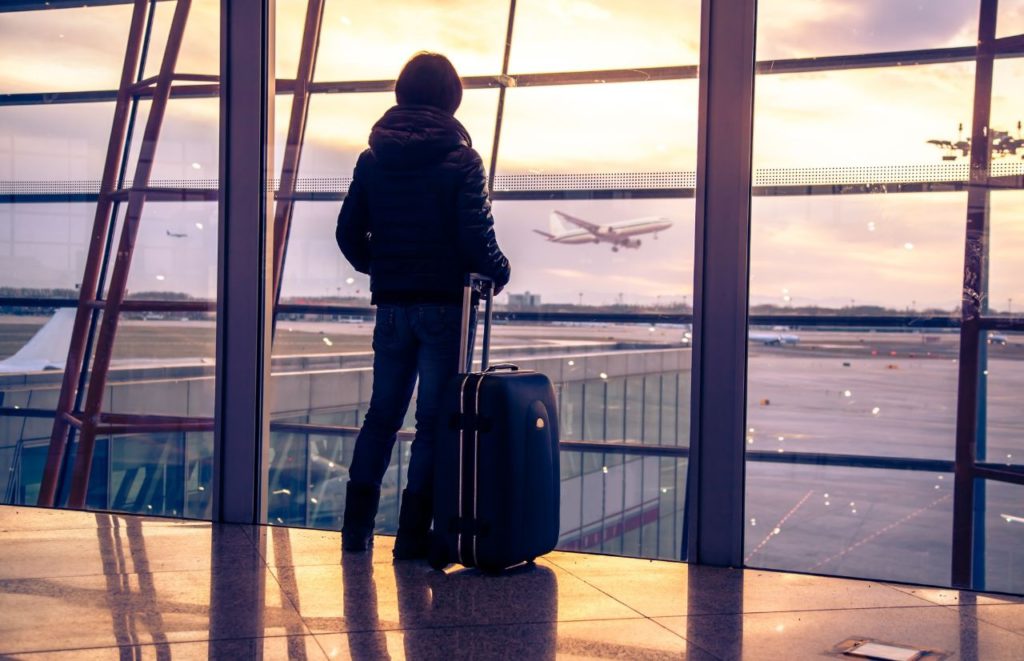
[685,0,758,565]
[65,0,194,508]
[951,0,998,589]
[37,0,150,507]
[271,0,325,310]
[487,0,518,192]
[215,0,275,523]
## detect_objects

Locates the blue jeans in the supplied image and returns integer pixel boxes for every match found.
[348,304,472,495]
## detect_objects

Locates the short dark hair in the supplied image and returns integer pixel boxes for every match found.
[395,52,463,114]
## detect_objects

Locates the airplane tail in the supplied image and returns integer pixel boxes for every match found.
[549,211,568,234]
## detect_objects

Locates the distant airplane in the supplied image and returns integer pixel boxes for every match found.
[166,230,188,238]
[749,331,800,346]
[533,210,673,252]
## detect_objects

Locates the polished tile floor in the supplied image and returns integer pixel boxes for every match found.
[0,505,1021,659]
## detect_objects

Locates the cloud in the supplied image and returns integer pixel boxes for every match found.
[757,0,978,59]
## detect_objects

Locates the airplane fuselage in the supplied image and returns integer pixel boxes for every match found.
[543,216,672,248]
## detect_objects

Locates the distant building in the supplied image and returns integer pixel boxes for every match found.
[507,291,541,309]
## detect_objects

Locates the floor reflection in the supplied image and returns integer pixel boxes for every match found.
[97,513,173,654]
[209,522,267,657]
[685,563,743,658]
[339,554,559,660]
[2,506,1019,660]
[341,553,390,659]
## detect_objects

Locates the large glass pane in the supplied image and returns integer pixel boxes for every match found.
[559,448,684,560]
[997,0,1024,38]
[745,462,953,586]
[747,193,964,464]
[987,192,1024,318]
[126,98,220,183]
[117,201,219,300]
[983,331,1024,466]
[508,0,700,72]
[0,104,115,181]
[990,59,1024,186]
[0,5,133,94]
[756,0,980,60]
[754,65,975,171]
[260,3,698,566]
[0,203,92,291]
[299,90,499,181]
[497,81,697,177]
[988,58,1024,317]
[141,0,219,79]
[314,0,509,81]
[490,198,694,304]
[275,202,371,313]
[744,6,994,589]
[0,3,219,520]
[979,479,1024,594]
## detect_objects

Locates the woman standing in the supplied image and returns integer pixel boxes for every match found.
[336,52,511,559]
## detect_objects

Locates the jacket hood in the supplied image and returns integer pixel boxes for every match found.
[368,104,472,169]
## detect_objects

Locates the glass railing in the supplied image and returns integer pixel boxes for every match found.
[2,310,1020,584]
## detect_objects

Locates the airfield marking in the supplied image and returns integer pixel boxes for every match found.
[745,489,815,563]
[809,492,952,571]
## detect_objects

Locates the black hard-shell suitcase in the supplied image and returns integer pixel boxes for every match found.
[429,275,560,572]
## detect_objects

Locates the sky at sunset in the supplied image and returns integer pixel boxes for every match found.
[1,0,1022,309]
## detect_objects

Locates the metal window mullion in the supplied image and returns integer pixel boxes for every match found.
[951,0,998,589]
[214,0,275,524]
[686,0,758,566]
[487,0,517,192]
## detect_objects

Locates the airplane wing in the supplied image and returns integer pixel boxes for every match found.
[554,211,602,235]
[533,229,555,239]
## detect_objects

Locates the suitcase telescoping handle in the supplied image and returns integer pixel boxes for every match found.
[459,273,494,373]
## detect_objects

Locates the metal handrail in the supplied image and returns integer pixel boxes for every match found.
[7,297,1024,330]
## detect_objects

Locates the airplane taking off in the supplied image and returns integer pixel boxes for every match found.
[533,210,673,252]
[166,230,188,238]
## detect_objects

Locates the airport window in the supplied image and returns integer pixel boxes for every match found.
[310,0,510,81]
[744,0,1024,593]
[507,0,699,73]
[0,1,222,519]
[0,5,134,94]
[979,479,1024,594]
[997,0,1024,37]
[0,0,1020,593]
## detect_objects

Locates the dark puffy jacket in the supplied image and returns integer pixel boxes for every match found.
[336,104,511,304]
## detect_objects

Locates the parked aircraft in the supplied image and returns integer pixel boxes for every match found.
[749,330,800,346]
[533,210,673,252]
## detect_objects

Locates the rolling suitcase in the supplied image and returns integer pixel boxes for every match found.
[429,275,560,572]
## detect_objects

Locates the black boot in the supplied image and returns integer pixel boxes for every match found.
[393,489,433,560]
[342,482,380,552]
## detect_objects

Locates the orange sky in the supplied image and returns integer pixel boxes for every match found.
[0,1,1022,308]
